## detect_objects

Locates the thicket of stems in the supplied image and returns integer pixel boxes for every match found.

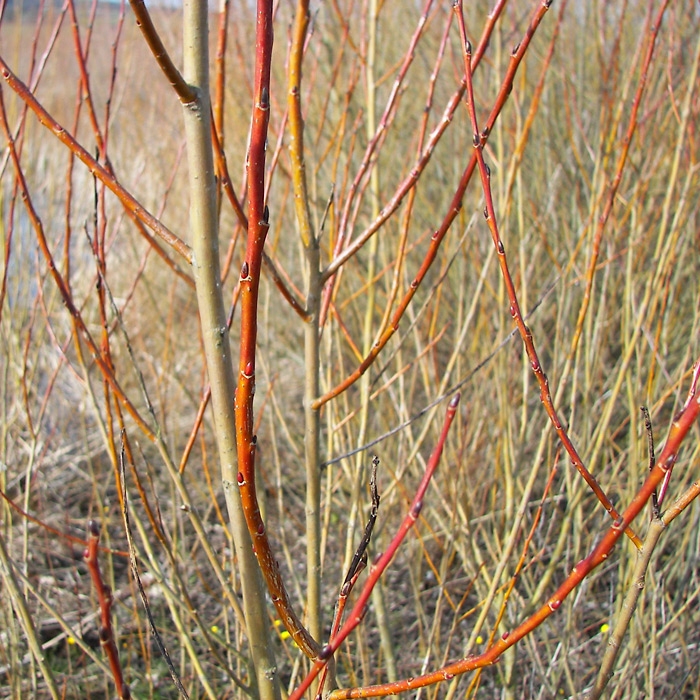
[0,0,699,698]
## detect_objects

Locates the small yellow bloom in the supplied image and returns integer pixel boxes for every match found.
[475,635,483,644]
[600,623,610,634]
[67,636,76,645]
[211,625,220,634]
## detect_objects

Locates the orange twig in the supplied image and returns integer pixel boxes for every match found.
[0,59,193,271]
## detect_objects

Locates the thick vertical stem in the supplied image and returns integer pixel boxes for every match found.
[304,249,322,643]
[356,0,397,681]
[589,517,665,700]
[181,1,279,698]
[289,0,323,645]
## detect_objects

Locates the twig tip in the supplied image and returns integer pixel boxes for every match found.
[88,519,100,537]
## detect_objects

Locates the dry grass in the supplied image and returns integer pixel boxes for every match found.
[1,1,699,698]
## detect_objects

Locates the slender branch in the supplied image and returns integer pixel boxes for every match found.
[0,59,194,269]
[641,405,659,517]
[286,0,325,650]
[288,0,314,251]
[455,2,640,545]
[345,456,380,586]
[67,0,107,158]
[213,0,230,142]
[566,0,671,367]
[128,0,196,104]
[318,457,380,698]
[289,394,460,700]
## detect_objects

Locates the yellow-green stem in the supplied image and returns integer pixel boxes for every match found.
[181,0,279,697]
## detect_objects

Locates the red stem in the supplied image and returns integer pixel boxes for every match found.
[328,359,700,698]
[84,520,131,700]
[289,394,460,700]
[233,0,321,660]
